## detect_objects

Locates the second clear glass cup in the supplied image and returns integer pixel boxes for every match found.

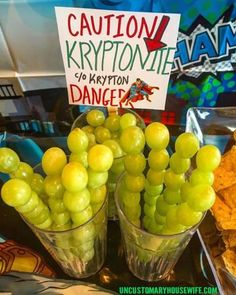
[115,172,206,281]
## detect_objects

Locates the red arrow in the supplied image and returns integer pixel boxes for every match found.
[144,16,170,52]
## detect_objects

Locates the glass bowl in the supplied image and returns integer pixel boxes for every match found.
[186,106,236,294]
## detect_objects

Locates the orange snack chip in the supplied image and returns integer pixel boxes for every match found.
[213,146,236,192]
[222,249,236,278]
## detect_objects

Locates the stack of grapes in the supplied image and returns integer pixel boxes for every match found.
[0,127,113,267]
[72,109,145,218]
[117,122,221,235]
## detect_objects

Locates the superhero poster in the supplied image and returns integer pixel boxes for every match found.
[55,8,180,110]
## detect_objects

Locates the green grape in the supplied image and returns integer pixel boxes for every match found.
[144,122,170,150]
[63,188,90,212]
[124,173,145,192]
[164,169,185,190]
[87,168,108,189]
[110,158,125,175]
[52,211,71,226]
[162,223,186,235]
[124,153,146,175]
[169,152,190,174]
[162,206,186,234]
[144,203,156,218]
[175,132,199,159]
[72,223,95,242]
[156,195,173,216]
[15,191,39,213]
[88,144,113,172]
[0,147,20,174]
[81,125,94,134]
[144,180,163,196]
[136,248,152,263]
[163,188,181,205]
[71,205,93,226]
[122,190,140,207]
[120,113,137,130]
[123,204,141,219]
[148,149,169,171]
[30,173,44,195]
[180,181,192,202]
[72,238,94,252]
[144,192,158,206]
[120,126,145,154]
[1,178,32,207]
[196,145,221,172]
[67,128,89,153]
[104,114,120,132]
[93,204,106,225]
[146,169,165,186]
[103,139,123,158]
[36,216,52,230]
[42,147,67,176]
[143,215,152,229]
[176,203,203,227]
[154,211,166,225]
[55,237,71,250]
[94,126,111,143]
[80,248,95,262]
[51,222,71,231]
[61,162,88,192]
[69,151,88,168]
[147,220,164,234]
[91,202,103,214]
[10,161,34,183]
[48,197,67,213]
[189,169,214,186]
[44,175,64,198]
[187,184,215,212]
[89,185,107,204]
[87,133,96,149]
[165,206,178,228]
[86,109,105,127]
[29,207,50,225]
[24,199,45,219]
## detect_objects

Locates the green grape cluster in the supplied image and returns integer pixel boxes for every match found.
[119,122,221,236]
[74,109,144,218]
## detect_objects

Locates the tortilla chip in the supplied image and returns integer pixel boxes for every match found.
[213,146,236,191]
[212,144,236,277]
[222,146,236,173]
[213,170,236,192]
[211,195,231,225]
[222,249,236,277]
[219,184,236,209]
[220,220,236,231]
[223,231,236,248]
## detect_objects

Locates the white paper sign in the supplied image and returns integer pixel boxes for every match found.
[55,7,180,110]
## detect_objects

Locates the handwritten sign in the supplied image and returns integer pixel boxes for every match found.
[55,8,180,110]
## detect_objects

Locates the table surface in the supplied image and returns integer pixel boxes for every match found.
[0,191,218,293]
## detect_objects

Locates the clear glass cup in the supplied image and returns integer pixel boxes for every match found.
[21,164,108,279]
[115,173,206,281]
[71,108,145,220]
